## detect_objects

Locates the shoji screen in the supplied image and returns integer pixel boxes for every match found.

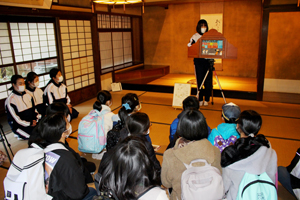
[0,20,57,100]
[59,19,95,92]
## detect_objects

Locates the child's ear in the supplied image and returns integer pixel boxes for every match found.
[106,100,111,106]
[221,116,225,121]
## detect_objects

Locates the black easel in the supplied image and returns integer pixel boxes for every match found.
[0,124,14,169]
[197,59,227,105]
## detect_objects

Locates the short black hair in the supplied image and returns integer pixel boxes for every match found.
[49,68,60,79]
[126,112,150,135]
[177,109,208,141]
[196,19,209,35]
[26,72,38,84]
[39,113,67,143]
[46,102,69,117]
[11,75,23,85]
[183,96,199,110]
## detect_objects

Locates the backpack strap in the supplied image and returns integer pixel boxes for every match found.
[44,143,68,153]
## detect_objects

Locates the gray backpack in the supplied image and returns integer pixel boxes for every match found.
[181,159,224,200]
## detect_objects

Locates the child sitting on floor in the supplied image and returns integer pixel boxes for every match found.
[221,110,277,200]
[208,102,241,152]
[168,96,211,149]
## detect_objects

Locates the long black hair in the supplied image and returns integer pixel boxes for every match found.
[196,19,209,35]
[221,110,269,167]
[221,134,270,167]
[98,136,160,199]
[126,112,150,135]
[177,109,208,141]
[118,93,140,126]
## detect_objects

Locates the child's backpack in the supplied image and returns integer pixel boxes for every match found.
[78,109,109,153]
[181,159,224,200]
[214,135,238,152]
[3,143,67,200]
[236,172,277,200]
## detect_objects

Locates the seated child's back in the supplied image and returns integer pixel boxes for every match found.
[208,102,241,152]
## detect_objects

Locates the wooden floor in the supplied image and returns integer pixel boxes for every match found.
[0,89,299,199]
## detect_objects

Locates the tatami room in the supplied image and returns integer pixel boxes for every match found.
[0,0,300,199]
[0,90,300,199]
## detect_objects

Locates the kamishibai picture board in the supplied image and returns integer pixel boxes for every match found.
[188,29,237,60]
[201,13,223,70]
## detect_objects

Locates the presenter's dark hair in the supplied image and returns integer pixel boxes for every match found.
[126,112,150,135]
[49,68,61,79]
[183,96,199,110]
[118,93,140,125]
[237,110,262,136]
[46,102,69,117]
[196,19,209,35]
[98,136,159,199]
[177,109,208,141]
[39,113,67,143]
[25,72,38,87]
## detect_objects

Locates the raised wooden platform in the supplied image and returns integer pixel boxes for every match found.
[114,65,170,83]
[118,72,257,100]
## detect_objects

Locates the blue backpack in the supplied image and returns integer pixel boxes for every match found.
[78,109,109,153]
[236,172,277,200]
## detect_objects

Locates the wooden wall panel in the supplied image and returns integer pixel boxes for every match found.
[265,11,300,80]
[57,0,91,8]
[68,84,98,105]
[143,0,262,77]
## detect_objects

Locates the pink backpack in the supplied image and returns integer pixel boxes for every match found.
[181,159,224,200]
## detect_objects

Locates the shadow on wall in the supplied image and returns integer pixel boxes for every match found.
[143,6,168,64]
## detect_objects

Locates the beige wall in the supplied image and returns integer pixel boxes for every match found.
[264,11,300,93]
[143,0,262,77]
[265,12,300,80]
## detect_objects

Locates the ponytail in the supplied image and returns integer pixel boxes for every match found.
[118,93,140,125]
[221,134,270,167]
[237,110,262,136]
[93,100,102,112]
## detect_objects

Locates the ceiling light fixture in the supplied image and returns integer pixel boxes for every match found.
[93,0,143,11]
[93,0,142,4]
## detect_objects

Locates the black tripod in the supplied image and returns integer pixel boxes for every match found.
[0,124,14,169]
[197,59,226,105]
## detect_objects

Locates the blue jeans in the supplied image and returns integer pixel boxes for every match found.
[82,187,97,200]
[278,166,296,197]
